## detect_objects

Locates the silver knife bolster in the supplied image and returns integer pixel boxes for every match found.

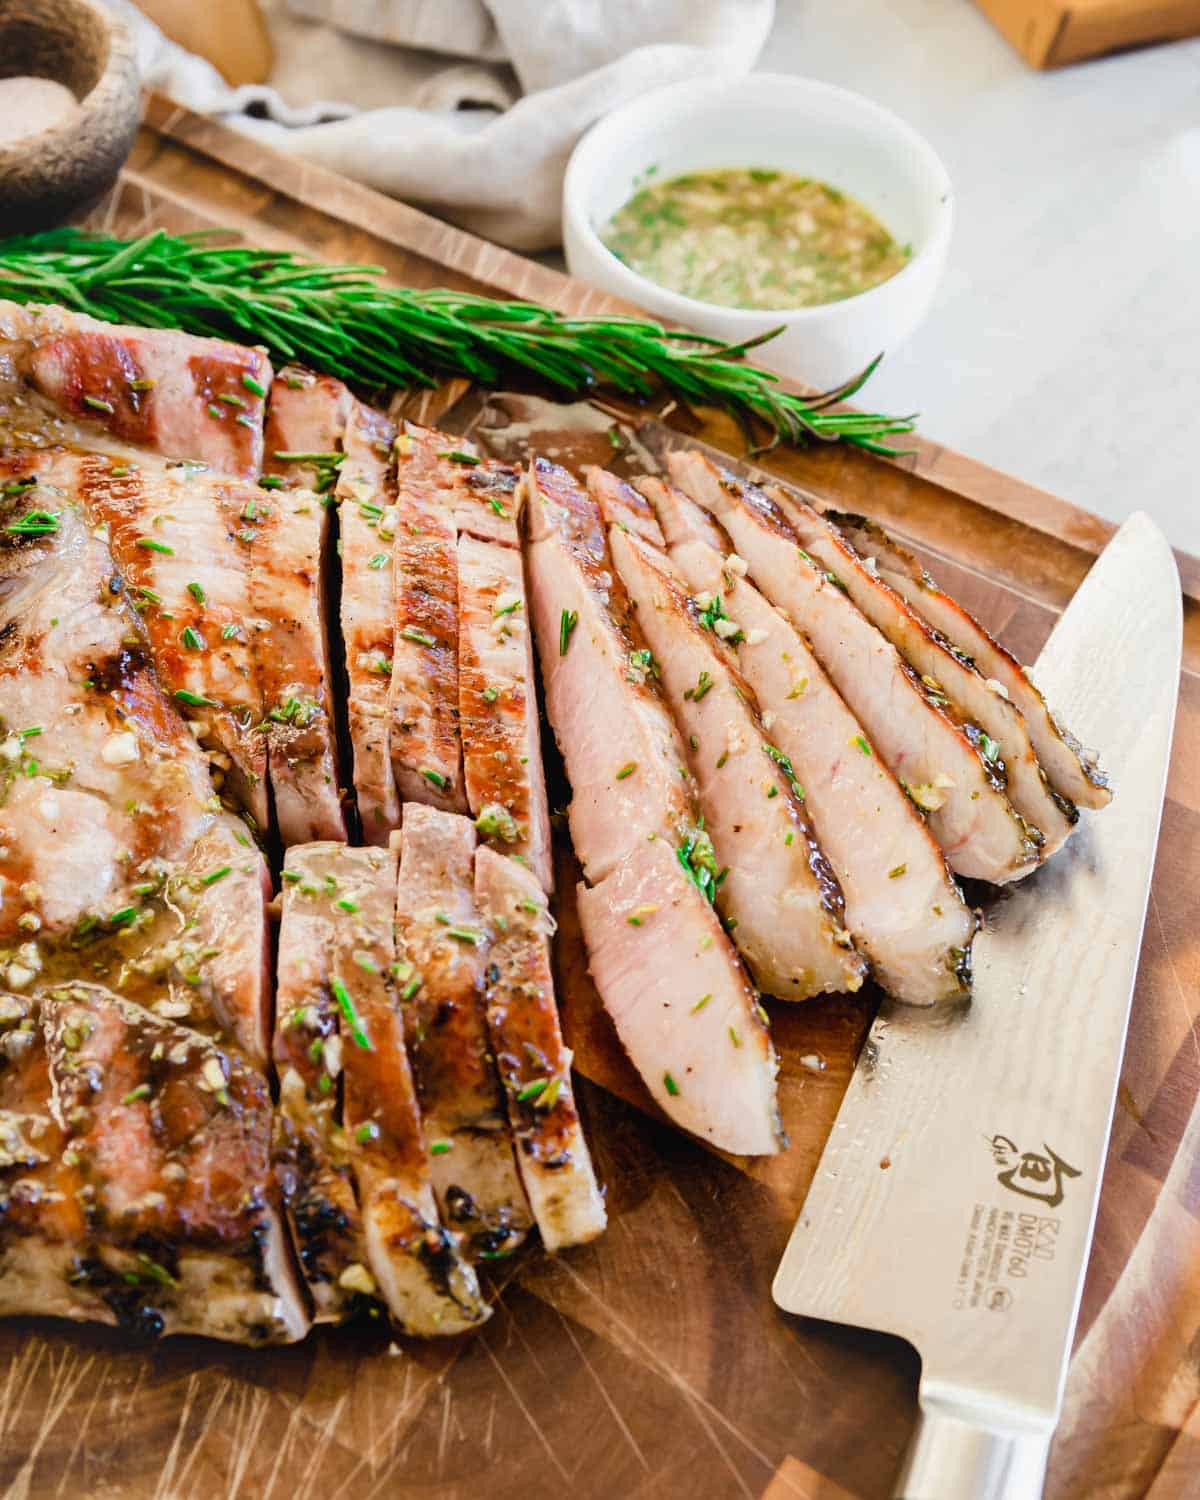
[895,1388,1053,1500]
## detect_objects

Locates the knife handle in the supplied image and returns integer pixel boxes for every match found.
[894,1387,1052,1500]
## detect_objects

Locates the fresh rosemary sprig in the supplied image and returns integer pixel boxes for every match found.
[0,228,916,454]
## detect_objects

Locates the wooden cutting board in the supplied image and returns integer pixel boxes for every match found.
[1,96,1197,1500]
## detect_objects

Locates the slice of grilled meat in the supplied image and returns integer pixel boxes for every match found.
[640,475,975,1006]
[274,840,488,1334]
[475,845,607,1249]
[458,532,553,891]
[333,840,489,1334]
[826,509,1110,811]
[389,428,468,813]
[0,299,272,477]
[337,404,401,843]
[393,805,532,1259]
[765,481,1077,857]
[523,458,784,1155]
[608,525,865,1001]
[0,983,308,1344]
[670,451,1041,885]
[258,367,351,842]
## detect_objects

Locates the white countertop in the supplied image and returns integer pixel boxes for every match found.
[764,1,1200,555]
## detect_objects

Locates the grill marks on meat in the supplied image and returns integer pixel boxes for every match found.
[0,460,273,1061]
[337,405,401,843]
[392,806,531,1259]
[274,841,487,1333]
[826,510,1110,811]
[608,525,865,1001]
[0,300,271,477]
[523,458,783,1155]
[248,480,345,843]
[458,533,553,890]
[262,367,353,494]
[475,846,606,1249]
[0,458,211,944]
[256,369,349,842]
[670,452,1042,885]
[640,476,975,1006]
[389,430,467,813]
[335,842,488,1333]
[0,984,308,1344]
[71,453,270,830]
[764,482,1077,858]
[273,844,367,1320]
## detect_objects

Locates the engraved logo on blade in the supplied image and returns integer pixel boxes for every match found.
[989,1134,1081,1209]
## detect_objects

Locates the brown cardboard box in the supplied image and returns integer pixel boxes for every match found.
[972,0,1200,67]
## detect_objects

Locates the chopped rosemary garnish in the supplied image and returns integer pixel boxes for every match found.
[684,670,714,702]
[625,647,658,682]
[889,864,907,878]
[174,688,217,707]
[6,509,60,535]
[200,866,231,885]
[559,607,579,656]
[697,593,743,644]
[331,976,372,1050]
[0,229,913,456]
[691,993,712,1014]
[475,803,520,842]
[445,924,484,945]
[677,826,719,904]
[763,743,805,800]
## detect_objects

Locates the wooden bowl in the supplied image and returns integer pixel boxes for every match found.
[0,0,141,232]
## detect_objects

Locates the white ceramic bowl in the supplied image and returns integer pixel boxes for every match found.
[563,74,953,392]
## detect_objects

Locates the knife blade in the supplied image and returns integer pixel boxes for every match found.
[772,511,1182,1500]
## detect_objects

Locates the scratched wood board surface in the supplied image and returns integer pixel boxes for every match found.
[1,97,1198,1500]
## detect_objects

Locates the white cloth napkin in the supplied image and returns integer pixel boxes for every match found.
[107,0,774,249]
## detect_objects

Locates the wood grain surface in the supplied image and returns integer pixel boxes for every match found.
[1,98,1197,1500]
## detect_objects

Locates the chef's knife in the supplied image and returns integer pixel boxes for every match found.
[773,512,1182,1500]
